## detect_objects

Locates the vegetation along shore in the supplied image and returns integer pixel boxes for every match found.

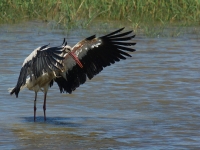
[0,0,199,36]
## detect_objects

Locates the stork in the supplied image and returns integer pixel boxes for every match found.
[9,27,136,121]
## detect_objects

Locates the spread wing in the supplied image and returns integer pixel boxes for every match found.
[30,46,65,79]
[55,27,136,93]
[10,41,66,97]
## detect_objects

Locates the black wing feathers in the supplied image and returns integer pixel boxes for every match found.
[10,61,31,97]
[55,28,136,94]
[86,35,96,40]
[32,47,64,79]
[55,65,87,93]
[11,43,65,97]
[101,27,125,37]
[103,30,133,39]
[39,44,49,50]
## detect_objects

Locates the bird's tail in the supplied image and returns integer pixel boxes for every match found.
[9,87,20,98]
[8,84,26,98]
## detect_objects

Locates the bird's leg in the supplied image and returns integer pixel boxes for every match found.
[34,92,37,122]
[43,92,47,121]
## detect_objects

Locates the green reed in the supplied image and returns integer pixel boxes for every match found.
[0,0,199,35]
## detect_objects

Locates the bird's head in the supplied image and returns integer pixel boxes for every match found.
[63,45,72,53]
[63,45,83,68]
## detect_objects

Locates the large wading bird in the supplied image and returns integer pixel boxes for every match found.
[9,27,136,121]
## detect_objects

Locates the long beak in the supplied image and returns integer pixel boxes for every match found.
[68,52,83,68]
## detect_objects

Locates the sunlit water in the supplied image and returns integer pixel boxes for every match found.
[0,21,200,149]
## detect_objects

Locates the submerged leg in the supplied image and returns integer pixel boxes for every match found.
[43,92,47,121]
[34,92,37,122]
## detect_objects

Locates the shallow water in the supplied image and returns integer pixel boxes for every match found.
[0,21,200,149]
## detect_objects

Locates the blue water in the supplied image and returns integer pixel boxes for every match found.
[0,21,200,149]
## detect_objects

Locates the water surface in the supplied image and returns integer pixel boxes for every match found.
[0,21,200,149]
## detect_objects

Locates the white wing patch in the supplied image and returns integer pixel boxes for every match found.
[74,39,102,60]
[91,41,101,49]
[22,47,40,66]
[74,48,86,59]
[64,56,77,73]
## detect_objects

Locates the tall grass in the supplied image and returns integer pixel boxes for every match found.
[0,0,199,31]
